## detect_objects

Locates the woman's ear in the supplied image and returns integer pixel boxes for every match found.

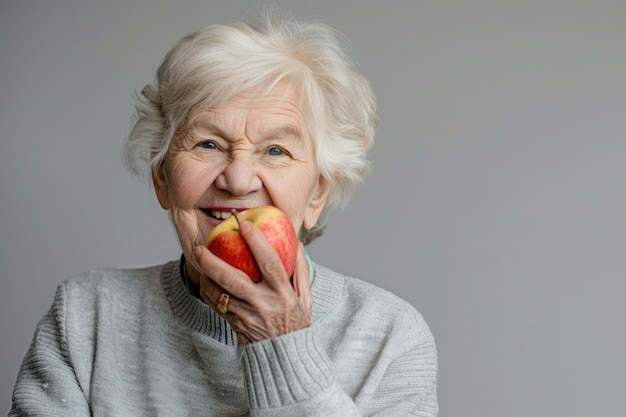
[303,176,332,230]
[152,162,171,210]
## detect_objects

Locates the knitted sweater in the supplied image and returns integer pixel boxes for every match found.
[10,260,438,416]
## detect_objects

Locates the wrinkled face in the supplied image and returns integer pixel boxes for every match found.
[153,83,330,276]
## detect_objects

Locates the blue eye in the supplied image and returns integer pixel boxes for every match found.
[268,147,284,156]
[199,141,217,150]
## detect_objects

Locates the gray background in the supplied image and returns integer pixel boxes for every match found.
[1,0,625,415]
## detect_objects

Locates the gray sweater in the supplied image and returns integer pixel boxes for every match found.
[10,260,438,416]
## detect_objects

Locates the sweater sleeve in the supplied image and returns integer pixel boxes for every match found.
[9,282,91,417]
[240,318,438,417]
[364,320,439,416]
[241,327,361,417]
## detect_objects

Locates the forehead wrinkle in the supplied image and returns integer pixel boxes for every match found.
[189,84,308,144]
[190,109,247,141]
[189,119,224,135]
[242,105,306,145]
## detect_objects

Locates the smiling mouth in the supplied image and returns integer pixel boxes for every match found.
[202,208,243,220]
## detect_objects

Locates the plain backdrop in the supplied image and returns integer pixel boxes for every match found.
[2,1,625,415]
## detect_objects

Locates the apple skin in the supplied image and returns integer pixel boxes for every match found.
[205,206,298,283]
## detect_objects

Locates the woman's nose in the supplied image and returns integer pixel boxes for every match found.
[214,155,262,196]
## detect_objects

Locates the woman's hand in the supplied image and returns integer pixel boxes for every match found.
[193,220,313,344]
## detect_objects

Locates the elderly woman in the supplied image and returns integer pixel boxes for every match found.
[10,11,438,417]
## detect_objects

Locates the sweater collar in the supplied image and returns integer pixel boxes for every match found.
[162,260,237,345]
[161,255,344,343]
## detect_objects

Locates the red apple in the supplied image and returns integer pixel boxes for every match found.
[205,205,298,283]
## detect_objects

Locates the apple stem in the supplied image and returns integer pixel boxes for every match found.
[231,209,241,227]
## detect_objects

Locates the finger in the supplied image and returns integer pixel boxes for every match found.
[197,273,251,321]
[291,243,306,297]
[292,243,313,319]
[193,245,255,298]
[237,221,290,286]
[197,274,225,308]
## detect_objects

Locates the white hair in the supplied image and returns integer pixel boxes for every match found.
[124,10,378,243]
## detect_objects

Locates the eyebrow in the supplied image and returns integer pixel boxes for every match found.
[190,121,302,142]
[261,125,302,141]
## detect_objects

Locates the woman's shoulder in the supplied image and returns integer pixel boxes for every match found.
[46,261,178,331]
[57,260,177,303]
[312,263,432,332]
[66,261,172,284]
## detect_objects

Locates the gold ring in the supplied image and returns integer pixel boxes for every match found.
[217,293,230,314]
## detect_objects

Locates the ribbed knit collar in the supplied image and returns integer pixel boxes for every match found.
[161,261,238,345]
[309,263,344,323]
[160,258,344,345]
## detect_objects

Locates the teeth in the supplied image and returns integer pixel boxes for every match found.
[210,210,233,220]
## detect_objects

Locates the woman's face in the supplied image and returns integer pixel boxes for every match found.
[153,83,330,272]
